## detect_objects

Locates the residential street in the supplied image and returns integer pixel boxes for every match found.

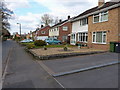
[2,40,119,88]
[2,40,61,88]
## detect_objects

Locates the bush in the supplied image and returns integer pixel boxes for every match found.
[2,37,7,41]
[26,44,35,49]
[34,40,46,46]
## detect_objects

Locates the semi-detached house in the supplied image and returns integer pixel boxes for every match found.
[36,25,50,40]
[70,0,120,50]
[49,16,72,43]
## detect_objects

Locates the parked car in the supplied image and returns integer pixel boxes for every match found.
[20,39,33,43]
[45,38,62,45]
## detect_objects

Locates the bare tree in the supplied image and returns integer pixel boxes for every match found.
[53,17,59,25]
[41,14,53,26]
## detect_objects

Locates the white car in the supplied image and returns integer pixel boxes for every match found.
[20,39,33,43]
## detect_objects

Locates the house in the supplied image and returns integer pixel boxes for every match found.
[26,33,30,39]
[70,0,120,50]
[49,16,73,43]
[36,25,50,40]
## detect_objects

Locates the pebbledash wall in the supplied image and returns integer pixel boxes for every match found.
[88,7,120,50]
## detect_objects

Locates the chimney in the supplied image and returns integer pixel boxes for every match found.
[41,25,44,28]
[68,15,70,19]
[98,0,105,6]
[59,19,62,23]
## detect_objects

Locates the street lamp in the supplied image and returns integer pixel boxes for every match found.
[17,23,21,36]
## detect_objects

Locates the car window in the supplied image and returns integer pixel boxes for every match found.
[54,39,58,41]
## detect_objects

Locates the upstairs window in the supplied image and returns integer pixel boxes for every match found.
[41,31,45,34]
[93,11,108,23]
[101,11,108,22]
[80,18,88,26]
[62,26,68,31]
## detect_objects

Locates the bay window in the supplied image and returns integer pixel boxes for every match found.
[78,32,88,42]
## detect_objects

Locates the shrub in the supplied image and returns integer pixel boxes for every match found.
[34,40,46,46]
[64,47,68,51]
[2,37,7,41]
[26,44,35,49]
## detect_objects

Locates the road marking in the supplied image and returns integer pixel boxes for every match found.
[53,61,120,77]
[36,61,65,89]
[2,47,13,85]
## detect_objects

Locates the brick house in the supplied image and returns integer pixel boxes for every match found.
[70,0,120,50]
[36,25,50,40]
[49,16,73,43]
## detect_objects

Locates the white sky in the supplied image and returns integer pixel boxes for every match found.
[5,0,111,35]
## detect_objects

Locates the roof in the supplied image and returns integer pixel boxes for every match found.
[40,25,50,30]
[50,19,68,28]
[74,0,120,20]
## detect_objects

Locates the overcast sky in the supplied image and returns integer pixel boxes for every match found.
[5,0,111,35]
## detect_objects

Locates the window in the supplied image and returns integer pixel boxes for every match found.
[41,31,45,34]
[80,18,88,26]
[93,14,99,23]
[93,11,108,23]
[92,31,106,44]
[101,11,108,22]
[78,32,88,42]
[71,34,76,44]
[62,26,68,31]
[62,36,68,42]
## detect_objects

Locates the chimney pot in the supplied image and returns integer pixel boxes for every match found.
[68,15,70,19]
[59,19,62,23]
[98,0,105,6]
[41,25,44,28]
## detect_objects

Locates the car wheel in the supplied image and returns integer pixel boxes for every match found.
[46,43,49,45]
[58,42,61,45]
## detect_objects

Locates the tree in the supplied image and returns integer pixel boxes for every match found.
[40,14,60,26]
[41,14,53,26]
[0,0,13,39]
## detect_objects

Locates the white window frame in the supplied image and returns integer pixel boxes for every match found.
[80,18,88,26]
[62,26,68,31]
[92,31,107,44]
[93,11,108,23]
[78,32,88,43]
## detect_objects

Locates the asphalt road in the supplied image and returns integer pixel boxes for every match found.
[2,40,15,73]
[55,64,118,88]
[2,40,61,88]
[2,40,119,88]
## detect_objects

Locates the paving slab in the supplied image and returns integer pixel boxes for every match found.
[37,52,118,76]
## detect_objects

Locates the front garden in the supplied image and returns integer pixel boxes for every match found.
[20,40,76,49]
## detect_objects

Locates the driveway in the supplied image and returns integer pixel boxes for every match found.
[37,52,118,75]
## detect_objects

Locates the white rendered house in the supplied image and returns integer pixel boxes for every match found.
[71,17,88,45]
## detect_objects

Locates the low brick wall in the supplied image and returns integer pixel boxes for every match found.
[26,48,108,60]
